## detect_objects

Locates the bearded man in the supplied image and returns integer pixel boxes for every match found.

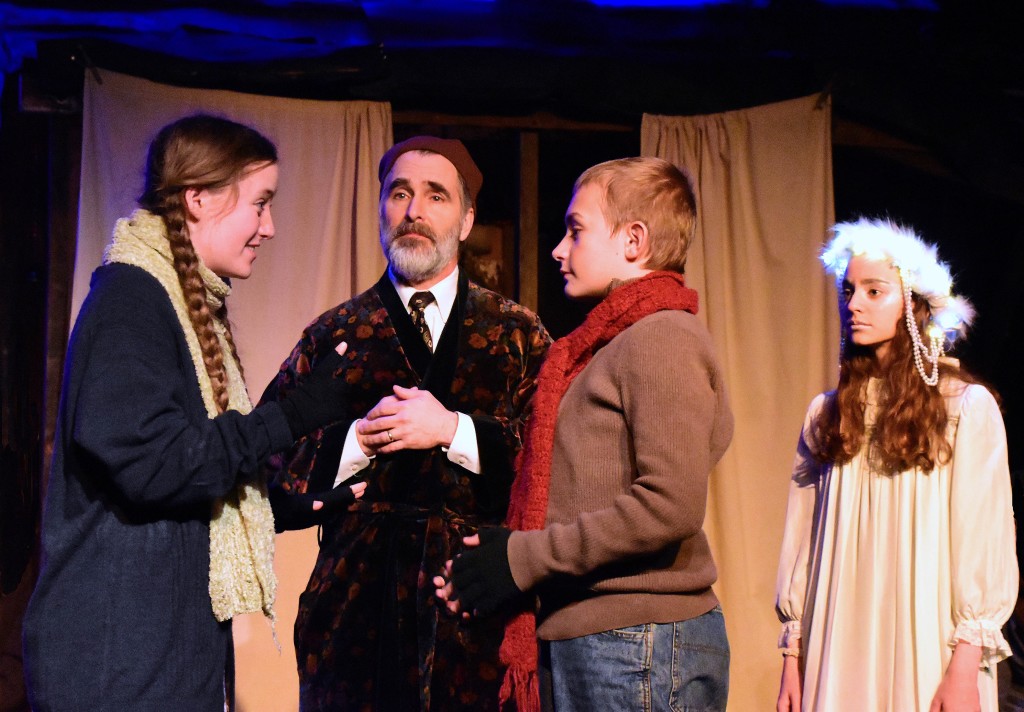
[260,136,551,711]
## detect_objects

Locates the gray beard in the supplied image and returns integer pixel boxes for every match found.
[382,224,461,284]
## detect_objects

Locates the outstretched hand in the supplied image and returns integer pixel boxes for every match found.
[357,385,458,454]
[278,342,350,439]
[433,533,482,619]
[433,557,467,618]
[268,480,366,533]
[443,527,521,616]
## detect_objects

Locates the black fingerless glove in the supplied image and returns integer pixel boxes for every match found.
[450,527,521,616]
[268,483,357,533]
[277,348,348,440]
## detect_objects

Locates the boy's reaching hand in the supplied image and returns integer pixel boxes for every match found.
[443,528,521,616]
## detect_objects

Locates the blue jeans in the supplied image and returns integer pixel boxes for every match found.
[547,606,729,712]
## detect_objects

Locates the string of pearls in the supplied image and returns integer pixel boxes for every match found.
[900,268,942,386]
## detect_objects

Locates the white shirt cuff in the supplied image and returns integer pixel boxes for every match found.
[333,420,373,488]
[443,412,481,474]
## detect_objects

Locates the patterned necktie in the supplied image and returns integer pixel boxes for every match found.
[408,291,435,350]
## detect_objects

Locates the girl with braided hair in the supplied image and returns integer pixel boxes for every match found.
[775,218,1017,712]
[23,114,361,711]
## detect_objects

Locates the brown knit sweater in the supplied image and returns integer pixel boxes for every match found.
[506,309,733,640]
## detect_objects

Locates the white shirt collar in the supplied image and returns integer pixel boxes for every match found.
[389,265,458,323]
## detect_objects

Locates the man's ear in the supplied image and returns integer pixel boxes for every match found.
[623,221,649,263]
[459,206,476,242]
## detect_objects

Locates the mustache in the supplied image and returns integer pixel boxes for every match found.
[392,221,438,242]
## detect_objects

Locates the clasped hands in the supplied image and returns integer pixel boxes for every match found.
[296,362,517,614]
[356,385,459,455]
[433,527,522,618]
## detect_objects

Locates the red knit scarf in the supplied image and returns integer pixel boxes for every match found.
[498,271,699,712]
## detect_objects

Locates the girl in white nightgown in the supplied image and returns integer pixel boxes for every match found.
[775,218,1017,712]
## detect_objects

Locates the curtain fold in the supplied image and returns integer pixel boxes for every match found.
[642,94,838,712]
[75,69,392,711]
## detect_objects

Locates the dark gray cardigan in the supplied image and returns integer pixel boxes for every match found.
[23,263,292,712]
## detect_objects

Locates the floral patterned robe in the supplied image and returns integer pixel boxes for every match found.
[261,270,550,711]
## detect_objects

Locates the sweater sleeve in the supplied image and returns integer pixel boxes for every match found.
[509,314,732,588]
[774,393,828,650]
[947,384,1017,669]
[68,266,291,511]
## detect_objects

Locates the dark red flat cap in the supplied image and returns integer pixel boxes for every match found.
[378,136,483,203]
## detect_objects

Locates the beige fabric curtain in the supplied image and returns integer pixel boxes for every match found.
[75,69,392,711]
[642,94,839,711]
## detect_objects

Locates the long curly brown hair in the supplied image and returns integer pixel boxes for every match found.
[810,293,985,474]
[137,115,277,413]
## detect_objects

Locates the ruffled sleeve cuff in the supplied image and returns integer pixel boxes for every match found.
[778,620,802,650]
[948,619,1013,670]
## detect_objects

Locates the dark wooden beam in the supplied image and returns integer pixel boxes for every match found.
[394,110,632,133]
[517,131,539,311]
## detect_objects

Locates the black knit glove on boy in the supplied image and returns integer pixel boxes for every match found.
[450,527,521,616]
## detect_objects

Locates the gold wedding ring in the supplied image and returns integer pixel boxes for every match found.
[387,430,394,442]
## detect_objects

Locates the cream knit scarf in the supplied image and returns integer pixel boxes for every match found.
[104,209,276,626]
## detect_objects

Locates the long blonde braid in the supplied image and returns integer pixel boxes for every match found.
[216,302,245,384]
[160,194,231,413]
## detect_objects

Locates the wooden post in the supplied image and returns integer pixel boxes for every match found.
[517,131,539,310]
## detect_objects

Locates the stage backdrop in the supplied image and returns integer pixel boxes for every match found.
[643,93,840,712]
[73,73,838,711]
[75,69,392,711]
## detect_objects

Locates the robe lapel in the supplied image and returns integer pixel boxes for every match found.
[376,268,464,401]
[419,269,465,406]
[376,272,433,376]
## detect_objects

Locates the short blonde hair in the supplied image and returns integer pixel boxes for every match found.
[575,157,696,273]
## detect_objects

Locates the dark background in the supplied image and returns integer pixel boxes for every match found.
[1,2,1022,706]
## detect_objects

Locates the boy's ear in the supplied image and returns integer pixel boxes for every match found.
[623,221,649,263]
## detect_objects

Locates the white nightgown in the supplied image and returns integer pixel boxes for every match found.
[776,378,1017,712]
